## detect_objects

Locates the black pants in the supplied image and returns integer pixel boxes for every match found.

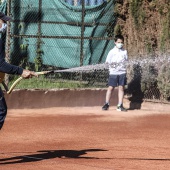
[0,87,7,130]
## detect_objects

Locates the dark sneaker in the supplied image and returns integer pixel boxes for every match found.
[102,103,109,110]
[117,104,127,112]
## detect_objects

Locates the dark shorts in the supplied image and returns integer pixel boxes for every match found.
[108,74,127,87]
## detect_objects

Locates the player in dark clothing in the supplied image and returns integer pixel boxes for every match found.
[0,12,37,130]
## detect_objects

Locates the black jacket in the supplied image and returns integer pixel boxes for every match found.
[0,39,23,75]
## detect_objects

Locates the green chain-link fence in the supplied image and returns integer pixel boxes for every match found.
[5,0,115,89]
[1,0,170,103]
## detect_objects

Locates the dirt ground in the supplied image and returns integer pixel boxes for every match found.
[0,106,170,170]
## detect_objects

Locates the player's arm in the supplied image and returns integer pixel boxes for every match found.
[0,53,37,78]
[105,51,112,64]
[105,50,118,68]
[0,56,23,75]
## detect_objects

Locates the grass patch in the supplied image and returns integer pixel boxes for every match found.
[8,76,88,90]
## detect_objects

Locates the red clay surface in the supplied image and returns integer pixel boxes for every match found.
[1,106,170,170]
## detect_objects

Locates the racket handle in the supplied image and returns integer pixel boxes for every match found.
[7,77,23,94]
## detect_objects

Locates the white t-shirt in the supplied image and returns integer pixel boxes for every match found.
[106,46,128,75]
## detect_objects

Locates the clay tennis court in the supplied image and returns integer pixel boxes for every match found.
[1,89,170,170]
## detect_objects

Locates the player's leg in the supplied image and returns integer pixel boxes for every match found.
[118,85,125,106]
[106,86,114,103]
[102,75,117,110]
[0,88,7,130]
[102,86,114,110]
[117,74,127,111]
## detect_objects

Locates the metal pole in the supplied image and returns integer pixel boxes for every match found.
[80,0,85,66]
[5,0,11,85]
[38,0,42,47]
[35,0,42,71]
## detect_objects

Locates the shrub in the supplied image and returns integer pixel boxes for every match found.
[157,62,170,100]
[126,56,170,101]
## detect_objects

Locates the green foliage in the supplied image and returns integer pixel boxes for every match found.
[20,44,28,51]
[34,33,44,72]
[148,0,157,11]
[19,39,30,69]
[34,48,43,72]
[158,5,164,15]
[126,58,170,101]
[145,42,153,54]
[157,63,170,100]
[20,38,29,51]
[130,0,144,28]
[160,7,170,52]
[129,0,170,54]
[140,63,158,93]
[114,24,122,36]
